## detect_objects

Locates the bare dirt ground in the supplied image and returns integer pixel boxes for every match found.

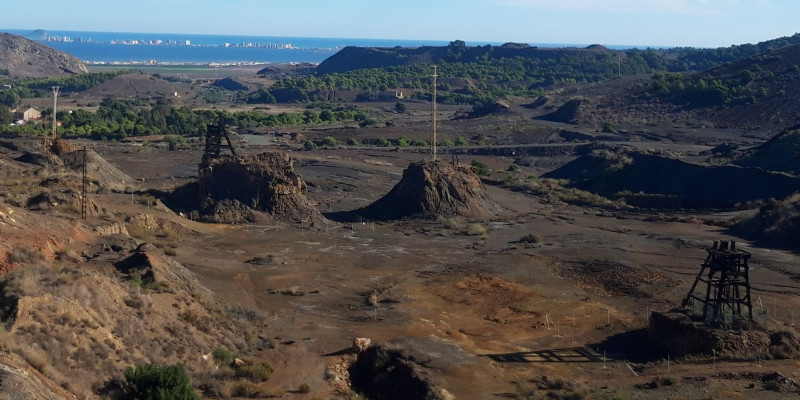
[80,137,800,399]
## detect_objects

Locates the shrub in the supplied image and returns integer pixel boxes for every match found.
[164,135,186,151]
[466,223,487,236]
[8,246,43,264]
[124,363,199,400]
[470,159,492,176]
[212,346,236,365]
[376,138,392,147]
[454,136,468,146]
[440,139,455,147]
[298,383,310,394]
[396,136,410,147]
[235,359,273,382]
[519,233,541,243]
[660,376,678,386]
[303,140,317,151]
[411,139,429,147]
[394,102,406,113]
[507,164,520,172]
[346,137,360,146]
[321,136,338,147]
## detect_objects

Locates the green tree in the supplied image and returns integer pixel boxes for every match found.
[0,105,12,125]
[394,102,407,113]
[123,363,199,400]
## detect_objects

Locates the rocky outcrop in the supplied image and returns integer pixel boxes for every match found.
[0,33,88,78]
[198,152,323,225]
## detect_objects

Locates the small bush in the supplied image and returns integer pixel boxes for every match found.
[411,139,429,147]
[212,346,236,365]
[8,246,43,264]
[466,223,487,236]
[321,136,338,147]
[303,140,317,151]
[470,160,492,176]
[124,363,199,400]
[396,136,410,147]
[346,138,361,146]
[376,138,392,147]
[298,383,310,394]
[507,164,520,172]
[455,136,468,146]
[660,376,678,386]
[235,359,273,382]
[178,309,199,324]
[519,233,541,243]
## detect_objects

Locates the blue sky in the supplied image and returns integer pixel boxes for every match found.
[2,0,799,47]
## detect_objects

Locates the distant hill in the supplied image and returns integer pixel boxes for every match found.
[536,42,800,135]
[316,34,800,76]
[0,33,87,78]
[315,42,618,74]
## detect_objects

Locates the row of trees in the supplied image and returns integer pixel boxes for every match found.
[23,98,376,139]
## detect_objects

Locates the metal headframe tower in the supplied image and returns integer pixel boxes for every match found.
[202,118,236,167]
[431,65,438,162]
[51,86,60,140]
[681,240,754,324]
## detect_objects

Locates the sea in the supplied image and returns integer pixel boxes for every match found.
[1,28,647,65]
[2,29,459,65]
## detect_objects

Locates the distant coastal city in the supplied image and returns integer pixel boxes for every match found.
[4,29,454,65]
[39,33,297,50]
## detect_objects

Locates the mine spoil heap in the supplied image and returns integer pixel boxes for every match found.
[357,160,490,220]
[198,152,323,225]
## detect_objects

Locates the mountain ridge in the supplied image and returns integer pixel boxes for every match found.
[0,32,88,78]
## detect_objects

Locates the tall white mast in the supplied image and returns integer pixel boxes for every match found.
[431,65,438,161]
[51,86,60,140]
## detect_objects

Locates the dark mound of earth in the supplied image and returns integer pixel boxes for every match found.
[544,149,800,209]
[735,126,800,174]
[352,161,490,221]
[211,77,248,91]
[198,152,323,225]
[535,98,582,124]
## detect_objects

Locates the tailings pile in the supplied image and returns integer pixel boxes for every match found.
[355,161,490,220]
[198,152,323,225]
[648,311,800,359]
